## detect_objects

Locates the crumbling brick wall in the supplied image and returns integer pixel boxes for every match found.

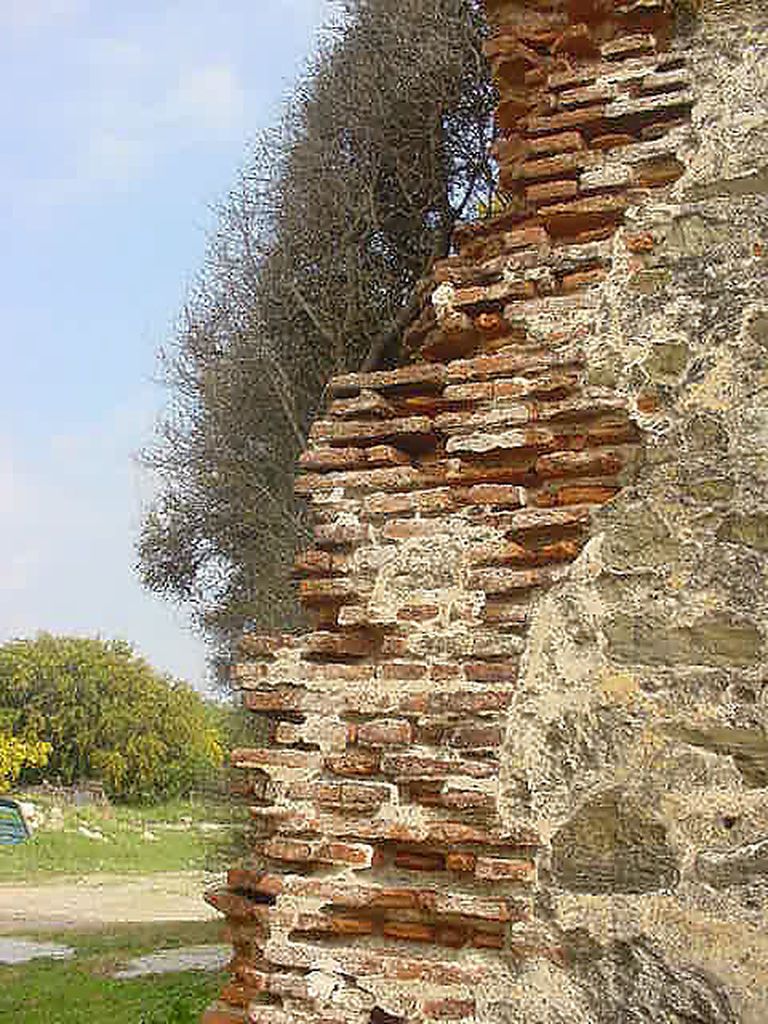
[203,1,768,1021]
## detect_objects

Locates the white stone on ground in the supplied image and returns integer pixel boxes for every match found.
[112,944,230,978]
[0,939,75,964]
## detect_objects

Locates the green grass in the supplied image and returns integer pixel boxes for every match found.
[0,922,227,1023]
[0,798,242,880]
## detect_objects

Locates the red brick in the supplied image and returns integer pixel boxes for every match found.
[526,104,605,136]
[526,178,579,206]
[636,391,661,414]
[230,748,317,770]
[300,444,411,472]
[625,231,656,253]
[502,224,549,250]
[483,601,529,627]
[381,519,435,540]
[634,157,685,188]
[379,661,428,680]
[219,982,262,1008]
[434,926,468,949]
[427,821,501,846]
[394,850,446,872]
[521,151,589,181]
[382,921,436,943]
[418,689,513,715]
[242,689,303,713]
[536,449,623,479]
[430,662,463,680]
[472,930,505,950]
[465,660,518,683]
[475,856,536,883]
[380,635,409,658]
[329,914,375,936]
[322,841,374,867]
[363,493,413,515]
[446,724,503,749]
[446,349,581,384]
[365,888,421,910]
[398,604,440,622]
[326,750,381,777]
[590,132,636,150]
[439,789,496,813]
[446,852,478,873]
[382,752,496,780]
[558,83,615,109]
[528,130,586,156]
[562,265,607,291]
[298,464,444,498]
[536,483,620,506]
[466,484,525,508]
[303,630,375,658]
[263,838,314,863]
[357,719,413,747]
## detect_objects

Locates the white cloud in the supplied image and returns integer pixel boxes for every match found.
[86,37,147,75]
[84,132,153,183]
[161,65,245,135]
[0,0,86,33]
[2,3,333,215]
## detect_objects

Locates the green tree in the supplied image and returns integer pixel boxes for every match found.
[0,634,223,802]
[0,732,50,793]
[137,0,494,646]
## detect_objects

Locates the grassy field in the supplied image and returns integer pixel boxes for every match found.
[0,797,242,880]
[0,921,226,1023]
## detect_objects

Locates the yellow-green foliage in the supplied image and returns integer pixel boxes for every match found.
[0,733,50,792]
[0,634,224,802]
[477,190,521,219]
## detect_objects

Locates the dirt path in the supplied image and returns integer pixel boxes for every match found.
[0,872,223,932]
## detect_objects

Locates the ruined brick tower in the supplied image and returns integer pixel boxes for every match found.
[204,1,768,1021]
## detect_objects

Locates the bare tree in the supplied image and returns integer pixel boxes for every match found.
[137,0,495,646]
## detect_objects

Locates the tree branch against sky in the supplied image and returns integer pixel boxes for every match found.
[137,0,495,648]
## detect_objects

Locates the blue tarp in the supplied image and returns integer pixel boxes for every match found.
[0,798,30,845]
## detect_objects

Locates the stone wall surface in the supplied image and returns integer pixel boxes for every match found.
[202,2,768,1022]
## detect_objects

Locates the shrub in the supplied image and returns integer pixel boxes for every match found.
[0,634,224,802]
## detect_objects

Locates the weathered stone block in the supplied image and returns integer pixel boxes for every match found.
[550,789,679,894]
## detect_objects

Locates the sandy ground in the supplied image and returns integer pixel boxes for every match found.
[0,872,223,933]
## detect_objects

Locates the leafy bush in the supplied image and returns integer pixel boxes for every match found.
[0,634,224,802]
[0,731,50,792]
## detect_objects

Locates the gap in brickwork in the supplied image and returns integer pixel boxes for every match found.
[369,1010,405,1024]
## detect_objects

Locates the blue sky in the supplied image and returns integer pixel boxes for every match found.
[0,0,332,690]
